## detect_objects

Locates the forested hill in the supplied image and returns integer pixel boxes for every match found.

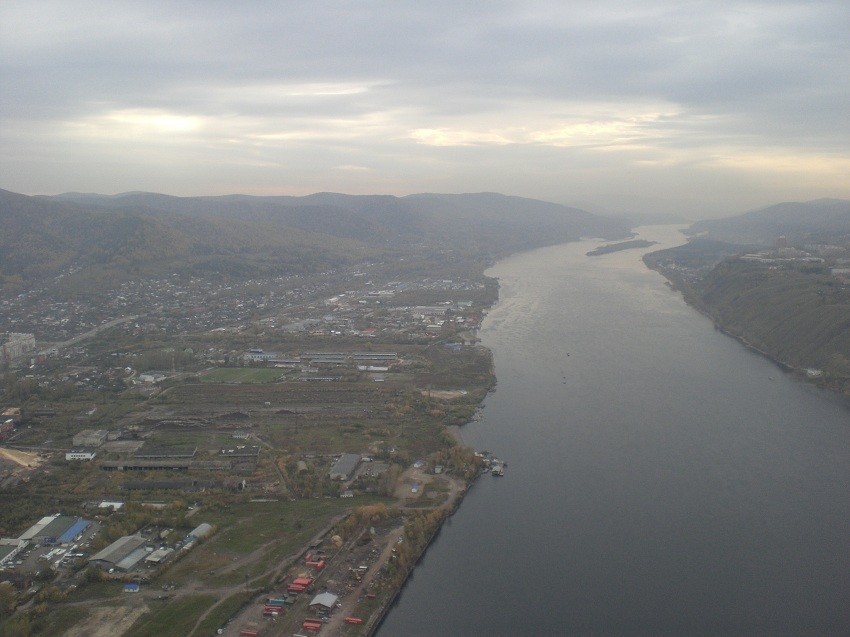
[644,198,850,396]
[47,190,628,253]
[687,198,850,245]
[0,188,373,294]
[1,189,630,293]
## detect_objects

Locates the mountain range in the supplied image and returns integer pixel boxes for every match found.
[4,188,848,296]
[0,189,630,293]
[687,199,850,245]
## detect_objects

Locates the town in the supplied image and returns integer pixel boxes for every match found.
[0,265,499,637]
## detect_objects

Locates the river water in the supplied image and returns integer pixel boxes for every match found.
[377,226,850,636]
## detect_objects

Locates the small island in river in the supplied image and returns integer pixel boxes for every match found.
[586,239,658,256]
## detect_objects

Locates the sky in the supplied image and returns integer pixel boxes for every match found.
[1,1,848,217]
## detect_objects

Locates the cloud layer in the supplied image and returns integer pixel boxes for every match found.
[1,0,848,215]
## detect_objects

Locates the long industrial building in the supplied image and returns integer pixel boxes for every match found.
[90,534,147,570]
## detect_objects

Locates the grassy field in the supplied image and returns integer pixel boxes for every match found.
[165,497,388,587]
[189,592,251,637]
[125,595,217,637]
[200,367,288,383]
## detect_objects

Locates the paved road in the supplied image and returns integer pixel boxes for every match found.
[39,315,139,353]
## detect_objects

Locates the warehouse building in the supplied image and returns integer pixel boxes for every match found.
[58,518,91,544]
[18,514,81,544]
[66,449,97,461]
[187,523,213,540]
[90,534,147,570]
[72,429,108,448]
[133,445,198,459]
[0,539,27,567]
[309,591,339,613]
[329,453,361,481]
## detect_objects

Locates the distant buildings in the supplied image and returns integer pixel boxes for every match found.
[412,306,448,319]
[133,445,198,459]
[1,333,35,362]
[66,450,97,461]
[137,372,166,384]
[244,349,398,367]
[0,418,15,441]
[243,349,299,365]
[73,429,108,448]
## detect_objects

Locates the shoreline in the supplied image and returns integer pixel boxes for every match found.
[365,269,504,634]
[646,261,850,399]
[366,464,482,636]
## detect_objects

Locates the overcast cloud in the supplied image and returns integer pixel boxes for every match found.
[1,0,848,216]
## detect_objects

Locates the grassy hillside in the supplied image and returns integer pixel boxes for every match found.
[699,261,850,380]
[645,242,850,395]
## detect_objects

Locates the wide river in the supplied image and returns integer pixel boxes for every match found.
[377,226,850,636]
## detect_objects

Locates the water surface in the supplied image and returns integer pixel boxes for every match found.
[378,228,850,636]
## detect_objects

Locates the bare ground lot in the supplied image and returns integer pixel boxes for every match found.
[420,389,468,400]
[0,446,44,469]
[64,605,149,637]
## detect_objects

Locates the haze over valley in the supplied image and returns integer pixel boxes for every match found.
[2,2,850,635]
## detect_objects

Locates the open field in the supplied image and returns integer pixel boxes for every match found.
[165,498,387,587]
[125,595,217,637]
[189,592,251,637]
[151,380,451,459]
[421,389,468,399]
